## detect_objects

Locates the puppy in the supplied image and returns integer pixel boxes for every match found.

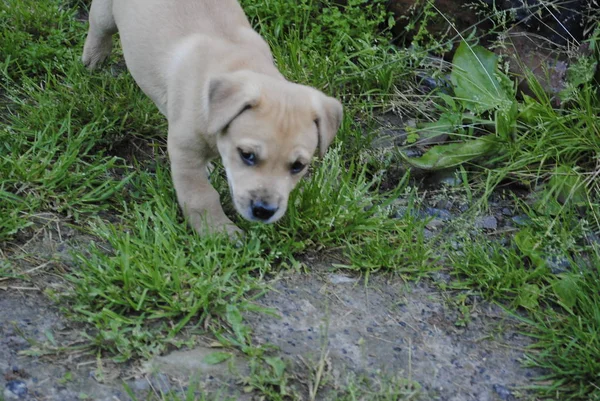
[82,0,343,236]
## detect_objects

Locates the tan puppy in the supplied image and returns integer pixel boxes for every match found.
[82,0,343,236]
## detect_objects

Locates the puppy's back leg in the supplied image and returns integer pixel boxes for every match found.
[82,0,117,70]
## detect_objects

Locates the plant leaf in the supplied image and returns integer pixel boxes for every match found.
[552,275,579,312]
[549,165,587,206]
[451,41,513,113]
[225,305,247,345]
[495,100,518,139]
[516,283,541,310]
[203,352,232,365]
[414,111,461,145]
[402,136,497,170]
[514,228,546,269]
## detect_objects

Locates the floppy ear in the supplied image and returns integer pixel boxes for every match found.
[313,93,343,157]
[206,72,261,135]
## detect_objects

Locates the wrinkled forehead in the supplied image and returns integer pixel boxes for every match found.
[232,86,320,151]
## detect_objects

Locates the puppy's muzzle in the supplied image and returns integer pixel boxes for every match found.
[250,200,279,221]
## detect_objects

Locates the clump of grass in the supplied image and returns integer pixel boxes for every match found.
[65,145,427,359]
[240,0,404,99]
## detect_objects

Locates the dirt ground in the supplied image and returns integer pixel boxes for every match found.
[1,216,540,400]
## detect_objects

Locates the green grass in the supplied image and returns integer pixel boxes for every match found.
[1,0,600,399]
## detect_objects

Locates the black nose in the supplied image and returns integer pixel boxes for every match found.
[251,201,278,221]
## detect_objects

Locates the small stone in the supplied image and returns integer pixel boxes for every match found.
[501,208,513,216]
[130,378,150,392]
[435,199,453,210]
[585,232,600,246]
[426,219,445,231]
[493,384,514,400]
[5,380,27,398]
[432,170,462,187]
[402,149,423,159]
[150,373,170,394]
[475,216,498,230]
[425,207,453,220]
[547,256,571,274]
[422,228,435,239]
[328,274,357,285]
[512,215,531,226]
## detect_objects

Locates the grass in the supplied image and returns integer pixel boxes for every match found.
[1,0,600,399]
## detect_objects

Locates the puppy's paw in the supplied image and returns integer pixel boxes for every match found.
[82,35,112,70]
[190,215,244,243]
[224,224,246,247]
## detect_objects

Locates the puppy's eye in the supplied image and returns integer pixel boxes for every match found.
[239,149,257,166]
[290,161,306,174]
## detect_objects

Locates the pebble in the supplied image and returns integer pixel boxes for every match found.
[475,216,498,230]
[425,207,453,220]
[585,232,600,246]
[130,378,150,392]
[493,384,514,400]
[402,149,423,159]
[546,256,571,274]
[150,373,170,394]
[328,274,358,285]
[5,380,27,399]
[511,215,531,226]
[426,219,445,231]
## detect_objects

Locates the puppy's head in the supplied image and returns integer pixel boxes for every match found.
[205,70,343,223]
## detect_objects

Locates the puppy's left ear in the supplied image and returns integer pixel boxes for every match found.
[206,71,261,135]
[313,93,343,157]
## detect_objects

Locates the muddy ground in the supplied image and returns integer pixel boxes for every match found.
[1,199,541,401]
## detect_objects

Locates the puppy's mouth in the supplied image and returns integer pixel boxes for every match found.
[233,197,285,224]
[226,175,285,223]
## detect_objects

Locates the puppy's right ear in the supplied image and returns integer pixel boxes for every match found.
[206,72,261,135]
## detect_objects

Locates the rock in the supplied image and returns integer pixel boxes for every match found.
[425,207,453,220]
[475,216,498,230]
[130,378,150,392]
[495,27,569,99]
[422,228,436,239]
[426,218,445,231]
[328,274,358,285]
[585,233,600,247]
[481,0,587,45]
[149,373,170,394]
[387,0,488,46]
[5,380,27,399]
[546,256,571,274]
[388,0,588,47]
[511,215,531,226]
[431,170,462,187]
[493,383,514,400]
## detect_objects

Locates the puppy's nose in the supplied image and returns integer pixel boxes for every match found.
[251,201,278,221]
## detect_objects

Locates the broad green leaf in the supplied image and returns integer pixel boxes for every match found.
[451,41,513,113]
[552,275,579,312]
[413,111,461,145]
[495,100,518,139]
[549,165,587,206]
[265,356,286,378]
[226,305,247,345]
[516,283,541,310]
[402,136,497,170]
[203,352,232,365]
[514,228,546,269]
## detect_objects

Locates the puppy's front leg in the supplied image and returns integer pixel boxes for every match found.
[168,126,241,237]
